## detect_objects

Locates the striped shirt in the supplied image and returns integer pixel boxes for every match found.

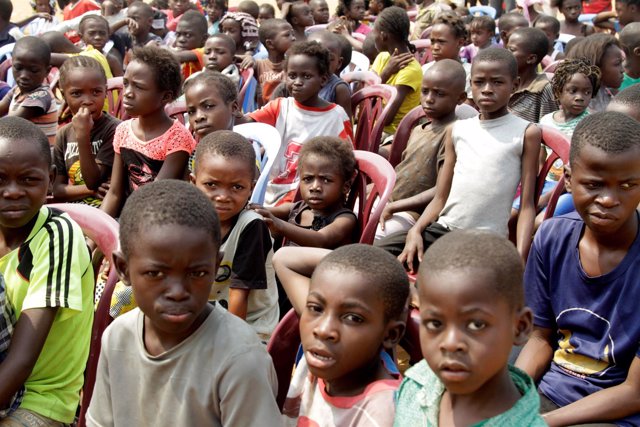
[8,85,59,145]
[509,74,558,124]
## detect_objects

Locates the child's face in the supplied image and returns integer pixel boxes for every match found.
[115,224,219,350]
[310,0,330,25]
[203,37,235,72]
[560,0,582,22]
[221,19,243,49]
[61,67,106,121]
[80,19,109,52]
[0,138,53,232]
[430,24,463,61]
[557,73,592,119]
[616,1,637,26]
[470,61,516,117]
[417,268,531,396]
[565,144,640,237]
[185,82,238,139]
[35,0,52,14]
[348,0,366,21]
[506,33,536,71]
[168,0,190,17]
[127,5,153,36]
[600,45,625,89]
[11,49,50,94]
[299,154,349,215]
[258,6,275,22]
[175,20,207,51]
[420,70,465,121]
[292,3,315,28]
[286,54,327,104]
[300,265,399,394]
[534,22,558,53]
[122,60,171,117]
[191,153,254,225]
[207,3,225,23]
[470,27,492,49]
[269,23,296,55]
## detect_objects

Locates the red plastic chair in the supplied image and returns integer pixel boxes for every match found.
[351,84,398,153]
[266,309,301,410]
[47,204,120,427]
[341,70,381,87]
[106,76,127,120]
[543,59,563,73]
[388,105,427,168]
[411,38,432,65]
[539,126,570,220]
[351,32,366,42]
[165,99,187,125]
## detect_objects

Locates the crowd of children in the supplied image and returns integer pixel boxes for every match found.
[0,0,639,425]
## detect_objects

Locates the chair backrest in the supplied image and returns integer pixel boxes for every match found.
[165,99,187,125]
[344,50,370,74]
[411,38,432,65]
[540,125,570,220]
[351,84,398,153]
[351,32,366,42]
[233,122,283,205]
[306,23,329,33]
[388,105,426,168]
[266,309,301,410]
[238,67,258,113]
[469,5,497,18]
[341,70,381,87]
[106,76,127,120]
[543,59,563,73]
[419,26,433,40]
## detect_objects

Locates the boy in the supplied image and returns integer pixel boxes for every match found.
[394,230,545,426]
[619,22,640,90]
[516,112,640,426]
[506,27,558,123]
[375,48,541,272]
[0,117,94,425]
[377,59,468,238]
[256,18,296,105]
[78,15,124,77]
[274,244,409,425]
[239,0,261,20]
[203,34,241,87]
[173,10,209,80]
[118,1,162,52]
[460,15,495,64]
[615,0,640,26]
[0,274,22,418]
[607,83,640,121]
[285,1,314,41]
[0,37,58,145]
[258,4,276,23]
[86,179,282,426]
[497,12,528,46]
[534,15,565,68]
[0,0,17,49]
[309,0,330,25]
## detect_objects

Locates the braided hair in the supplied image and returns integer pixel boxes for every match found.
[375,6,415,53]
[551,58,601,100]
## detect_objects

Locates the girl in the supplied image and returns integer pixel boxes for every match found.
[371,6,423,136]
[552,0,595,37]
[101,46,196,218]
[220,12,260,59]
[206,0,226,35]
[253,136,358,249]
[53,56,120,207]
[16,0,59,36]
[284,1,315,41]
[566,34,624,112]
[336,0,371,35]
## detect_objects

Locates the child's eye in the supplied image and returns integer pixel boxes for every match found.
[190,270,208,278]
[302,176,313,183]
[343,313,364,323]
[233,184,245,191]
[424,319,442,331]
[468,320,486,331]
[621,182,637,190]
[204,103,216,110]
[143,270,164,279]
[306,303,323,314]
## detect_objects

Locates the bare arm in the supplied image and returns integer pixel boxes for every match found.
[156,151,190,180]
[73,107,109,190]
[106,52,123,77]
[100,153,126,218]
[515,325,555,382]
[228,288,250,320]
[516,124,541,261]
[52,177,96,201]
[379,187,437,230]
[0,89,13,116]
[171,49,199,63]
[381,85,412,127]
[334,82,353,119]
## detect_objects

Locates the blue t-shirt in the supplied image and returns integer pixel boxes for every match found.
[525,212,640,427]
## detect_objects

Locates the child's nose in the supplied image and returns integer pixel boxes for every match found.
[313,316,339,341]
[439,327,466,353]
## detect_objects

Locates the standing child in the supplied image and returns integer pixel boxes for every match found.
[534,15,565,68]
[394,230,545,426]
[497,12,528,47]
[619,23,640,90]
[207,0,226,35]
[163,0,194,31]
[77,15,124,77]
[18,0,60,36]
[201,34,241,87]
[256,18,296,105]
[0,117,94,426]
[220,12,260,58]
[284,1,315,41]
[185,72,239,141]
[309,0,330,24]
[172,10,209,80]
[87,180,282,426]
[53,56,119,206]
[253,136,358,248]
[247,41,353,206]
[101,46,196,218]
[275,244,409,426]
[460,15,495,64]
[553,0,594,37]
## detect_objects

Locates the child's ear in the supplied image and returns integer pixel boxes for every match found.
[382,318,406,349]
[457,90,467,105]
[525,53,538,66]
[230,99,240,115]
[112,250,131,286]
[513,306,533,346]
[563,164,572,193]
[161,91,173,105]
[265,37,275,51]
[189,172,196,184]
[634,46,640,57]
[320,72,329,87]
[48,165,57,195]
[511,76,520,93]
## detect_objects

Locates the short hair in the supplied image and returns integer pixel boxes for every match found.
[619,22,640,52]
[427,59,467,93]
[570,112,640,165]
[207,33,237,54]
[336,0,356,17]
[335,33,352,72]
[609,84,640,115]
[259,3,276,16]
[130,46,182,101]
[239,0,260,19]
[298,136,356,183]
[498,12,528,33]
[314,244,410,321]
[375,6,414,52]
[534,14,560,35]
[510,27,549,65]
[420,230,524,307]
[470,15,496,34]
[59,55,107,89]
[178,10,208,36]
[308,31,350,69]
[258,18,289,46]
[0,117,51,167]
[566,34,622,68]
[433,11,468,40]
[551,58,601,100]
[564,36,584,56]
[0,0,12,21]
[128,1,154,17]
[617,0,640,5]
[13,36,51,66]
[285,40,331,78]
[79,14,109,33]
[193,130,257,179]
[472,47,518,80]
[183,70,238,104]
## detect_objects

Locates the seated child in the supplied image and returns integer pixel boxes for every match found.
[253,136,358,248]
[460,15,495,64]
[163,0,194,31]
[17,0,60,36]
[375,48,541,272]
[336,0,371,36]
[516,112,640,426]
[615,0,640,27]
[377,59,467,239]
[220,12,260,58]
[77,15,124,77]
[185,72,239,141]
[247,41,353,206]
[101,46,196,218]
[619,22,640,90]
[87,179,282,426]
[284,1,315,41]
[534,15,565,68]
[0,274,22,418]
[497,12,528,47]
[256,18,296,105]
[120,1,162,53]
[0,117,94,425]
[309,0,330,24]
[172,10,209,80]
[0,37,58,145]
[239,0,261,20]
[207,0,226,35]
[202,34,241,87]
[62,0,100,43]
[53,56,119,207]
[553,0,594,37]
[394,230,545,426]
[258,4,276,23]
[606,83,640,121]
[506,27,558,124]
[275,244,409,426]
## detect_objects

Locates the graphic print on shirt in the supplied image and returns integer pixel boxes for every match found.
[272,140,302,185]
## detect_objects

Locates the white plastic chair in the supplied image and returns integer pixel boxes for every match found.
[233,123,282,205]
[341,50,371,77]
[306,24,329,33]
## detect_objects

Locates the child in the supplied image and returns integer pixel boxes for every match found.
[239,0,261,20]
[607,83,640,121]
[247,41,353,206]
[0,274,22,418]
[0,116,94,425]
[615,0,640,27]
[101,46,196,218]
[86,179,282,426]
[497,12,528,47]
[253,136,358,248]
[258,4,276,23]
[534,15,565,68]
[377,59,468,239]
[566,34,624,112]
[552,0,594,37]
[394,230,544,426]
[191,131,279,341]
[540,58,600,137]
[18,0,60,36]
[207,0,226,35]
[309,0,330,25]
[185,72,239,140]
[619,22,640,90]
[506,27,558,123]
[460,15,495,64]
[371,6,423,136]
[173,10,209,80]
[121,1,161,52]
[0,0,17,49]
[0,37,58,145]
[375,48,541,272]
[53,56,119,206]
[276,244,409,425]
[256,18,296,104]
[336,0,371,36]
[220,11,260,58]
[62,0,100,42]
[410,0,452,40]
[285,1,315,41]
[516,112,640,426]
[163,0,193,31]
[203,34,241,87]
[78,15,124,77]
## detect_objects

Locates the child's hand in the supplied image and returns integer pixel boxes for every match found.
[126,18,139,33]
[238,54,255,71]
[250,204,282,236]
[72,107,94,139]
[384,48,415,75]
[398,226,425,273]
[95,181,110,200]
[379,203,395,231]
[35,12,53,21]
